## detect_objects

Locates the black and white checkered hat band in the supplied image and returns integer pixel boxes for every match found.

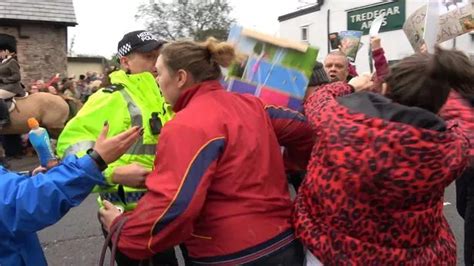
[118,43,132,58]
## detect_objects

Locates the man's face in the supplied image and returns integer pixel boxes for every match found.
[122,50,160,76]
[324,55,349,83]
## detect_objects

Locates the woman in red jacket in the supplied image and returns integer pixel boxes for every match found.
[99,38,314,265]
[295,46,474,265]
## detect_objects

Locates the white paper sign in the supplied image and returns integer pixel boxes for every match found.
[369,14,385,37]
[424,0,441,52]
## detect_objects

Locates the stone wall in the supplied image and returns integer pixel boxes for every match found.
[0,23,68,86]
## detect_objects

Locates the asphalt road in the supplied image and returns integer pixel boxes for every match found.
[8,156,465,265]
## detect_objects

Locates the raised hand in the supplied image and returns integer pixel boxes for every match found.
[338,38,352,55]
[93,122,142,164]
[370,36,381,51]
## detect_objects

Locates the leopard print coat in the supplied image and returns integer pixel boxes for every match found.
[294,82,469,265]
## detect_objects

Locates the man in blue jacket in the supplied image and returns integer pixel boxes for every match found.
[0,123,142,266]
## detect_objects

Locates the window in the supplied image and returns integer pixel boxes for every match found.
[301,26,309,42]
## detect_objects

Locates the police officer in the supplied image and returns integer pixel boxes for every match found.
[56,30,176,265]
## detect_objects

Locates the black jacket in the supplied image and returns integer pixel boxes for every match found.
[0,57,23,96]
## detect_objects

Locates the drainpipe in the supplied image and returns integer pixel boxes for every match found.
[327,8,331,54]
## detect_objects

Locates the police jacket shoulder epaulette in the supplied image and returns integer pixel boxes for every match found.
[102,84,124,93]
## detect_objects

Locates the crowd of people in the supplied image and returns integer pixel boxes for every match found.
[0,27,473,266]
[27,70,110,102]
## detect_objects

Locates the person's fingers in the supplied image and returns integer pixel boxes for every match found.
[138,168,151,176]
[98,207,106,217]
[120,127,142,149]
[102,200,115,210]
[362,73,372,80]
[127,163,150,176]
[98,212,110,232]
[32,166,47,175]
[114,126,140,143]
[97,121,109,143]
[370,72,377,81]
[98,208,108,227]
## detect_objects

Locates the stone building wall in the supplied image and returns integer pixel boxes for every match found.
[0,23,67,86]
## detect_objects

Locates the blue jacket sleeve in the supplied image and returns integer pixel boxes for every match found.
[0,155,105,235]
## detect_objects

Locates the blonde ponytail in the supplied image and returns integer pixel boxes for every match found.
[203,37,236,68]
[161,37,236,83]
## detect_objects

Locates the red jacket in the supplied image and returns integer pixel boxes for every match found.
[294,82,469,265]
[112,80,313,264]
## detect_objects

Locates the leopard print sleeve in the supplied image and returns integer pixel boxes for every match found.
[304,82,354,130]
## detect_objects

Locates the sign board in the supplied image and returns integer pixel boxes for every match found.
[225,25,319,111]
[339,31,363,62]
[347,0,406,35]
[403,0,473,52]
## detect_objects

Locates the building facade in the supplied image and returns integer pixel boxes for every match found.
[279,0,474,72]
[67,56,107,78]
[0,0,76,86]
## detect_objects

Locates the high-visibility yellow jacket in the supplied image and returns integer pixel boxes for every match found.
[56,70,173,210]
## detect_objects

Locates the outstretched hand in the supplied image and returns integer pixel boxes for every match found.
[93,122,143,164]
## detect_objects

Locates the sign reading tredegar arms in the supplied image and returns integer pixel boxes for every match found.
[347,0,406,35]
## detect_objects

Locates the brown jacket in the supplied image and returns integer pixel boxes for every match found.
[0,57,23,96]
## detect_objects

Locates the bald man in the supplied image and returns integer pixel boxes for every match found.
[323,51,350,83]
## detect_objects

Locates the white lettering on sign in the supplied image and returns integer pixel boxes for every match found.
[361,21,369,30]
[351,6,402,23]
[360,18,389,30]
[393,6,400,15]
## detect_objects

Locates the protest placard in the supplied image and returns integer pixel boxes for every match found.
[225,25,319,111]
[339,31,363,62]
[403,0,473,52]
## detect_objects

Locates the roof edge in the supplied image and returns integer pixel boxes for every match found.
[0,18,77,27]
[278,2,323,22]
[68,56,107,63]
